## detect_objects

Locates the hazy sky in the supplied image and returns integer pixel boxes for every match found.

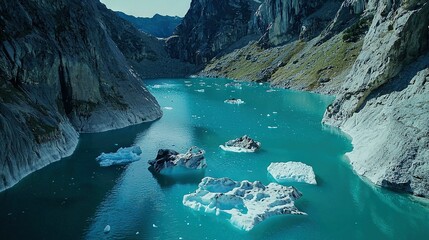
[100,0,192,17]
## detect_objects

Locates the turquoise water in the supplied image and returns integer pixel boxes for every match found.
[1,78,428,240]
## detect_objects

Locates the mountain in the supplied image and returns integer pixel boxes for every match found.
[116,12,182,38]
[169,0,429,198]
[0,0,194,191]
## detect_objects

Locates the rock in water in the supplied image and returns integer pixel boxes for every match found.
[220,135,261,153]
[96,146,142,167]
[268,162,317,185]
[148,147,207,174]
[224,98,245,105]
[183,177,306,231]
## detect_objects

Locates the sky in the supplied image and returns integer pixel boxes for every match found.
[100,0,192,17]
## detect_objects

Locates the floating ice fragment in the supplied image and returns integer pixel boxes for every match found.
[195,89,205,93]
[96,146,142,167]
[148,147,207,174]
[220,135,261,153]
[268,126,278,129]
[183,177,305,231]
[267,162,317,185]
[224,98,245,105]
[152,224,158,228]
[104,225,111,233]
[164,107,173,110]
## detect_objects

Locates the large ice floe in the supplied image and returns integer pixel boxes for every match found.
[183,177,306,231]
[267,162,317,185]
[220,135,261,153]
[148,146,207,174]
[224,98,245,105]
[96,146,142,167]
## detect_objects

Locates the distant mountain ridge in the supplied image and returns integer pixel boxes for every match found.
[116,12,182,38]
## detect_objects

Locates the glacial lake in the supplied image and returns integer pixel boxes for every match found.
[1,78,428,239]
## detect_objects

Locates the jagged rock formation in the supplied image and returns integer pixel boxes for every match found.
[178,0,429,198]
[116,12,182,38]
[148,147,207,173]
[0,0,193,191]
[166,0,261,64]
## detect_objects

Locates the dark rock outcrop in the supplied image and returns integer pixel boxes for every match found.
[149,147,207,173]
[220,135,261,152]
[0,0,190,191]
[116,12,182,38]
[166,0,261,64]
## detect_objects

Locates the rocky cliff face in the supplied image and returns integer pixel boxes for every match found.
[323,0,429,197]
[253,0,341,46]
[189,0,429,197]
[166,0,261,64]
[0,0,190,191]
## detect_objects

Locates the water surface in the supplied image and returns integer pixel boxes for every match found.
[0,78,428,240]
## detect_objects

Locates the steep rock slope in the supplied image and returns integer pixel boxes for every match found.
[323,0,429,197]
[116,12,182,38]
[0,0,181,191]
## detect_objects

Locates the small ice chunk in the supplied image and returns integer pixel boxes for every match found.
[104,225,111,233]
[267,162,317,185]
[224,98,245,105]
[96,146,142,167]
[152,224,158,228]
[164,107,173,110]
[195,89,205,93]
[268,126,278,129]
[183,177,305,231]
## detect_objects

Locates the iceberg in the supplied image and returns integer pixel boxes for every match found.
[224,98,245,105]
[183,177,306,231]
[267,162,317,185]
[96,146,142,167]
[148,146,207,174]
[220,135,261,153]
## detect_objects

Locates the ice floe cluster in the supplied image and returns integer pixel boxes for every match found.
[96,146,142,167]
[183,177,306,231]
[148,146,207,174]
[268,162,317,185]
[220,135,261,153]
